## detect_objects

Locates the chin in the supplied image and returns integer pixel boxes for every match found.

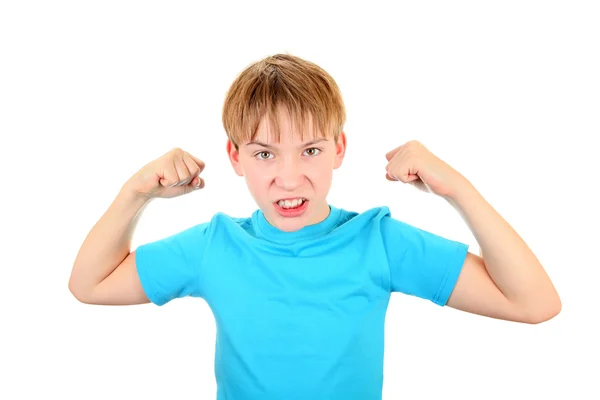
[271,214,306,230]
[278,224,304,232]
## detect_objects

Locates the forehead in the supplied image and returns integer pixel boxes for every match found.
[252,107,323,145]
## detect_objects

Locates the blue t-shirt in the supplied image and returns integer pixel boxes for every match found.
[135,204,469,400]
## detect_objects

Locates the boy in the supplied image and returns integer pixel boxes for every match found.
[68,53,561,399]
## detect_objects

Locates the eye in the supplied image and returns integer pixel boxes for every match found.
[304,148,322,156]
[255,151,273,160]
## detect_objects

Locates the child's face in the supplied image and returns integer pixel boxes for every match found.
[227,106,346,232]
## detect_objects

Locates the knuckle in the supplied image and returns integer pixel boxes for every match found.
[171,147,184,156]
[195,164,205,174]
[190,166,201,176]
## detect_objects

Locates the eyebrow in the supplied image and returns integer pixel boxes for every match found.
[245,138,328,149]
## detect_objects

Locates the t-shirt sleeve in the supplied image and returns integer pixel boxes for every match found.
[135,222,210,306]
[381,216,469,306]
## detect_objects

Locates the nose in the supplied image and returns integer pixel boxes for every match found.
[274,158,305,190]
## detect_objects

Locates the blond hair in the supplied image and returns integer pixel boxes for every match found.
[222,53,346,151]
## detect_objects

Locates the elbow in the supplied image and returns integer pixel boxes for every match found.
[68,283,85,303]
[68,278,92,304]
[525,294,562,324]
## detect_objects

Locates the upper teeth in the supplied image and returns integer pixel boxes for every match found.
[278,198,305,208]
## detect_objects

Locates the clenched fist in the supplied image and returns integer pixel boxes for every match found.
[127,148,206,200]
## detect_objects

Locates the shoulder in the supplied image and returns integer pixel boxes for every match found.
[336,205,390,224]
[204,210,256,237]
[333,205,391,231]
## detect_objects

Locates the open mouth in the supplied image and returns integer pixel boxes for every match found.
[273,198,309,216]
[274,198,307,209]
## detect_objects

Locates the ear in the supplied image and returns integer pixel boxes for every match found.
[333,131,347,170]
[226,140,244,177]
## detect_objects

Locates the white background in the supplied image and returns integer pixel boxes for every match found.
[1,1,598,399]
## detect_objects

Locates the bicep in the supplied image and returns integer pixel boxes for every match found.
[446,251,528,322]
[86,251,151,305]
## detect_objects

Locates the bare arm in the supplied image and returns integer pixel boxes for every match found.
[446,179,561,323]
[68,180,151,304]
[68,148,205,305]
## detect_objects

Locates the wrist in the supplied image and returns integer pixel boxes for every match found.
[121,179,153,207]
